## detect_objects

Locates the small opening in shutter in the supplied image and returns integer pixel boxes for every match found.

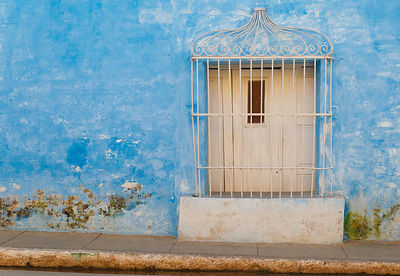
[247,80,265,124]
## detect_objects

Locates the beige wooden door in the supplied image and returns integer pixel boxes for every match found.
[208,65,314,195]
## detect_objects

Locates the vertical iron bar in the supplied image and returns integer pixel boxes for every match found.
[207,59,211,196]
[240,59,244,198]
[250,59,253,125]
[280,59,284,198]
[218,59,223,197]
[228,58,233,198]
[249,59,254,197]
[250,58,253,198]
[196,60,201,197]
[311,58,316,198]
[321,58,327,196]
[301,58,305,198]
[329,59,333,196]
[260,59,263,198]
[191,59,198,194]
[292,59,295,198]
[270,60,274,198]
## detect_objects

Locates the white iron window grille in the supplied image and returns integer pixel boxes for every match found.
[190,8,333,198]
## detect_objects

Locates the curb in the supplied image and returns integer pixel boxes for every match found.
[0,248,399,275]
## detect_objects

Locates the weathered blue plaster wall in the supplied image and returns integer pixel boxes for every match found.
[0,0,399,239]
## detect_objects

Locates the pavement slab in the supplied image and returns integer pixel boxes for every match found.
[84,234,176,253]
[342,241,400,262]
[0,230,24,244]
[1,231,100,250]
[257,243,346,260]
[171,241,258,256]
[0,230,399,275]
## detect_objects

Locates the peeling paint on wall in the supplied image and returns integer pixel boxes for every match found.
[344,203,400,240]
[0,184,151,229]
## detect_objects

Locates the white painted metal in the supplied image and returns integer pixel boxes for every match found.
[190,8,334,198]
[191,8,333,58]
[292,59,296,198]
[280,59,284,198]
[329,60,333,196]
[269,60,274,198]
[239,59,244,198]
[250,59,253,198]
[228,59,233,198]
[260,59,264,198]
[311,58,316,197]
[321,59,327,196]
[218,60,223,197]
[190,60,197,195]
[207,60,211,196]
[196,60,201,196]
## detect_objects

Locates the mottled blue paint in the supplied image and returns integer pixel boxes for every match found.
[66,138,88,169]
[0,0,399,239]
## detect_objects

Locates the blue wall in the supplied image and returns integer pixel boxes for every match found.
[0,0,399,239]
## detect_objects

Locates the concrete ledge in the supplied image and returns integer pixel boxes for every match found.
[0,247,399,275]
[178,196,345,244]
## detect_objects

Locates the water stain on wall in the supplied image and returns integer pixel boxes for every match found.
[344,203,400,240]
[0,185,151,230]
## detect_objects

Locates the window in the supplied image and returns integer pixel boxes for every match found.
[190,8,333,198]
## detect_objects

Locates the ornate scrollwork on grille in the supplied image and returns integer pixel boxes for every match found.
[191,8,333,58]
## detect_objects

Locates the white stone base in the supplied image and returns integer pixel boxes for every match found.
[178,196,345,244]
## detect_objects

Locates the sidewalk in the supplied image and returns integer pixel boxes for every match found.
[0,230,399,275]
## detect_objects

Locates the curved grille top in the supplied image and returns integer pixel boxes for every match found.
[191,8,333,58]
